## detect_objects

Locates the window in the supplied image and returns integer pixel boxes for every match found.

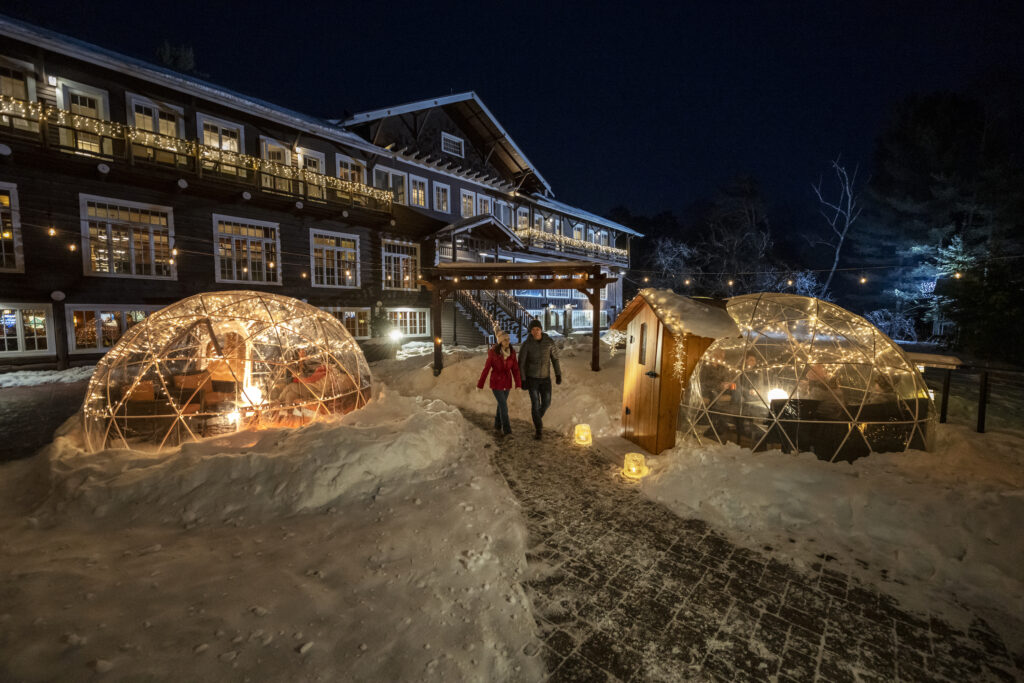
[197,113,243,152]
[57,79,111,155]
[127,94,182,137]
[533,213,543,232]
[322,307,371,340]
[80,195,174,279]
[382,239,419,291]
[495,201,511,227]
[572,223,584,240]
[409,175,428,208]
[68,305,155,353]
[372,165,407,204]
[298,148,327,199]
[387,309,429,337]
[441,132,464,158]
[460,190,476,218]
[213,214,281,284]
[337,154,366,184]
[0,304,52,357]
[433,182,450,213]
[638,322,648,365]
[572,310,609,328]
[0,182,23,273]
[477,195,491,216]
[310,229,359,288]
[0,57,38,133]
[260,136,292,192]
[517,207,530,231]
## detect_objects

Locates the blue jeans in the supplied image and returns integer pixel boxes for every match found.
[492,389,511,434]
[526,378,552,432]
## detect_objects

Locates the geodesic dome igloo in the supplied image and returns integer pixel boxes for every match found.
[683,293,934,462]
[83,291,372,452]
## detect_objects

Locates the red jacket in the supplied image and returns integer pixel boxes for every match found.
[477,346,522,391]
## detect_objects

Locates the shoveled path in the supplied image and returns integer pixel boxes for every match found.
[465,412,1021,682]
[0,380,88,462]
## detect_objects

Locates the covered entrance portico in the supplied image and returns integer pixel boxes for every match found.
[418,261,617,375]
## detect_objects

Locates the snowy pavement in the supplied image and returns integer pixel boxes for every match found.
[0,380,88,462]
[466,411,1023,682]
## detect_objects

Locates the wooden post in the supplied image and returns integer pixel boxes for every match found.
[589,288,601,371]
[940,368,951,423]
[977,370,989,433]
[53,300,69,370]
[432,288,444,376]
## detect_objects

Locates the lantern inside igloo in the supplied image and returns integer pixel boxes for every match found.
[683,293,934,463]
[83,291,371,452]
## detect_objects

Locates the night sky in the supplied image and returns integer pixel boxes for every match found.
[4,1,1023,224]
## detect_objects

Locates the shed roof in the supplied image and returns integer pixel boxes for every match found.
[611,289,739,339]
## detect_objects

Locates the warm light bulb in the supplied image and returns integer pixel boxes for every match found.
[69,244,77,251]
[301,272,308,278]
[728,280,734,286]
[48,227,56,236]
[954,272,962,279]
[684,279,690,286]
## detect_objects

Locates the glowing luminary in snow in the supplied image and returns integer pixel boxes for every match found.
[574,423,592,446]
[622,452,650,479]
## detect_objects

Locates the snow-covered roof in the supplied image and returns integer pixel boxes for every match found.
[0,15,383,156]
[341,91,552,196]
[612,289,739,339]
[530,195,644,237]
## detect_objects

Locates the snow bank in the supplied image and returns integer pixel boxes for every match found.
[0,386,544,681]
[642,425,1024,639]
[377,337,625,439]
[638,288,739,339]
[0,364,95,388]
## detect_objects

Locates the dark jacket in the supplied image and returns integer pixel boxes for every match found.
[518,333,561,380]
[477,345,522,391]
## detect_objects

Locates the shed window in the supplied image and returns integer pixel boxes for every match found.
[638,322,647,365]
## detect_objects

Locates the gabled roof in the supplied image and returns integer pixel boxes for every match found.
[611,289,738,339]
[0,14,382,156]
[429,214,524,249]
[341,92,552,197]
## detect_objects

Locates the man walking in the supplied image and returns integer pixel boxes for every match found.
[518,319,561,440]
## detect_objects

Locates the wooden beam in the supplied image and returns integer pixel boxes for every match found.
[432,288,444,376]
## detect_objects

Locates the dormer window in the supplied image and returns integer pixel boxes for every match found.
[441,132,464,158]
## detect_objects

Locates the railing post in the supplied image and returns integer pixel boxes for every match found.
[939,369,951,423]
[977,370,989,433]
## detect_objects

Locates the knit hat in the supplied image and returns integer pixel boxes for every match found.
[528,319,543,331]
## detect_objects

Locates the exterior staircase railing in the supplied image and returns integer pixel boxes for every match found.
[453,290,499,344]
[481,290,533,341]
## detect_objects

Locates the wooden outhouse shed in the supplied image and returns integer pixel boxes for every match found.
[610,289,738,454]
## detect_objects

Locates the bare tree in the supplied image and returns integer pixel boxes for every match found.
[811,157,863,294]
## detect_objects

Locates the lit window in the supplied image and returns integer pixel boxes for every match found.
[128,95,181,137]
[310,229,359,288]
[0,58,40,133]
[58,80,110,155]
[0,65,29,99]
[260,137,291,193]
[198,114,242,152]
[410,176,428,208]
[69,306,156,352]
[372,166,407,204]
[0,305,50,356]
[460,190,476,218]
[213,214,280,284]
[441,132,464,158]
[337,154,365,184]
[433,183,450,213]
[298,148,327,200]
[0,183,22,273]
[387,309,430,337]
[81,195,174,279]
[382,240,419,291]
[517,207,530,231]
[322,307,371,339]
[477,195,491,216]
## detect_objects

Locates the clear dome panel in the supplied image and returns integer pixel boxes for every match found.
[684,293,935,463]
[82,291,372,453]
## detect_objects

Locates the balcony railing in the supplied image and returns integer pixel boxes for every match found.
[515,228,628,263]
[0,95,392,213]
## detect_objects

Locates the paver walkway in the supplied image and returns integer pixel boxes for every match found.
[465,412,1022,682]
[0,381,87,462]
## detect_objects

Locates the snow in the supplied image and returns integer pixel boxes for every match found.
[0,385,543,680]
[1,333,1022,676]
[637,288,739,339]
[0,364,95,388]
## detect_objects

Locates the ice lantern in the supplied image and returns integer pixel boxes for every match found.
[622,452,650,479]
[574,423,592,446]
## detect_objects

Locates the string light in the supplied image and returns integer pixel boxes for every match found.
[684,279,691,286]
[728,279,734,287]
[954,272,962,279]
[69,243,77,251]
[48,227,57,236]
[860,276,867,284]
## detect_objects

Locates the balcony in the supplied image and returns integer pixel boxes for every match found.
[515,228,628,265]
[0,95,392,214]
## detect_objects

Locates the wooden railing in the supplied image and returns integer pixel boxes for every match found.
[0,95,392,213]
[515,228,628,264]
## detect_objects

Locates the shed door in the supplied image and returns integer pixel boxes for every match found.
[623,305,663,452]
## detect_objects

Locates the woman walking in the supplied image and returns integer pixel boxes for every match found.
[477,330,522,437]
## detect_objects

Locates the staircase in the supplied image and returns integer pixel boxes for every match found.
[440,300,489,347]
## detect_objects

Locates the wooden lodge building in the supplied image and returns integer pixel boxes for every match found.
[0,15,642,369]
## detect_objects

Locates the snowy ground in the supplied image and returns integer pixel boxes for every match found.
[0,364,95,388]
[0,337,1022,679]
[0,386,543,681]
